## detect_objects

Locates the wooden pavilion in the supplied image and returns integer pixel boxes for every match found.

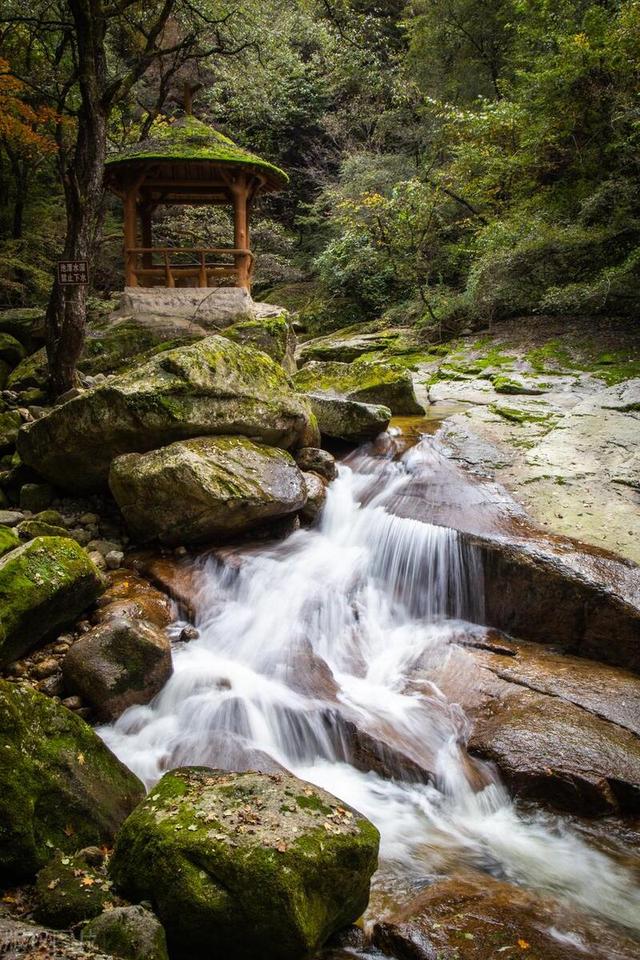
[104,114,288,291]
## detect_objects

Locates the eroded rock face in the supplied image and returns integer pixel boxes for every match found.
[0,536,104,666]
[0,914,114,960]
[17,336,318,492]
[109,436,308,546]
[62,617,172,722]
[109,767,379,960]
[371,873,640,960]
[294,358,424,415]
[0,680,144,880]
[304,393,391,442]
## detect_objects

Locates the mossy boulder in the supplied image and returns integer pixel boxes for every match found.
[62,617,173,722]
[293,358,424,415]
[17,336,319,493]
[0,536,104,665]
[0,306,45,347]
[7,346,47,391]
[109,767,379,960]
[0,680,144,880]
[0,332,25,366]
[36,849,118,928]
[0,409,21,451]
[304,393,391,442]
[83,905,169,960]
[109,436,307,546]
[221,313,296,373]
[0,525,19,557]
[17,518,70,540]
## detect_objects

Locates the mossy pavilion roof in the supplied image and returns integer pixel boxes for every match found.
[105,116,288,194]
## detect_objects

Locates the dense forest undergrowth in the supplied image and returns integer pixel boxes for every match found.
[1,0,638,344]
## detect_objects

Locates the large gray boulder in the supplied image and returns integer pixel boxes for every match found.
[17,336,319,492]
[0,537,104,666]
[62,617,173,722]
[109,767,379,960]
[293,358,424,415]
[305,392,391,442]
[109,436,307,546]
[0,680,144,880]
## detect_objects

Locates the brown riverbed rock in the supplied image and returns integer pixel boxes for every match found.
[93,568,174,629]
[109,767,379,960]
[424,632,640,815]
[371,872,640,960]
[62,617,172,722]
[109,436,307,546]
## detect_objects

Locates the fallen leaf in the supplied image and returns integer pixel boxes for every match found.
[518,940,530,951]
[80,876,95,887]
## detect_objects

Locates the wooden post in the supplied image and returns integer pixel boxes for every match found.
[123,184,138,287]
[141,204,153,269]
[232,174,250,289]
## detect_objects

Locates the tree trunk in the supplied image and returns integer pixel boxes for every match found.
[45,0,108,397]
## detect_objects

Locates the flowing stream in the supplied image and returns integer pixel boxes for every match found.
[101,427,640,948]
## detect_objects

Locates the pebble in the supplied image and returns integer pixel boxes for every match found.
[77,620,91,634]
[87,539,122,557]
[180,625,200,642]
[33,658,60,680]
[53,642,70,654]
[79,513,100,526]
[88,550,107,570]
[105,549,124,570]
[61,696,83,711]
[174,546,188,557]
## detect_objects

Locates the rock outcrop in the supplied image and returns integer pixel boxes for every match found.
[0,537,104,665]
[17,336,318,492]
[109,767,379,960]
[109,436,307,545]
[0,680,144,880]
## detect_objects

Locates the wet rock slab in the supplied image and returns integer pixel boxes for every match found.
[430,632,640,815]
[371,872,640,960]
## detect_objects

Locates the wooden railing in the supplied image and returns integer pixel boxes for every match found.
[124,246,254,289]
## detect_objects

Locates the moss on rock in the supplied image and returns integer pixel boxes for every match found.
[36,850,119,928]
[0,536,104,665]
[0,679,144,880]
[222,313,296,373]
[109,436,307,546]
[293,358,424,415]
[0,525,19,557]
[83,905,169,960]
[0,409,21,451]
[109,767,379,960]
[18,335,319,493]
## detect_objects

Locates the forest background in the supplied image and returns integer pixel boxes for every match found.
[0,0,638,350]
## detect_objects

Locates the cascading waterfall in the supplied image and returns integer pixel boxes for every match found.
[101,432,640,938]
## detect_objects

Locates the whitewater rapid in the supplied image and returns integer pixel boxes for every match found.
[101,433,640,934]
